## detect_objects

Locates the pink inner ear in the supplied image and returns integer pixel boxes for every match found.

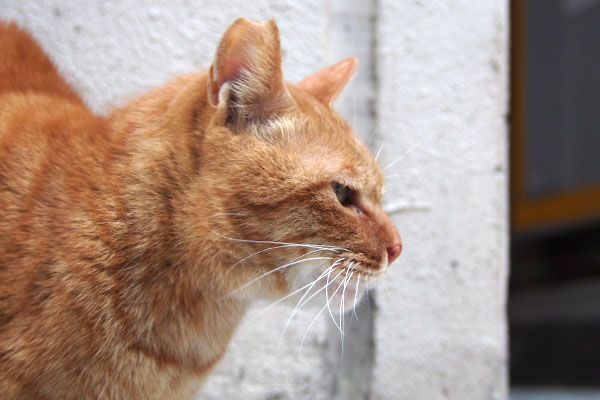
[210,44,251,106]
[216,51,249,87]
[212,18,265,88]
[208,18,286,109]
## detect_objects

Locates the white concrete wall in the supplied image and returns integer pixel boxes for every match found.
[374,1,509,399]
[1,1,509,399]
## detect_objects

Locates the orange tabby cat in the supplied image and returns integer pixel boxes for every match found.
[0,18,401,399]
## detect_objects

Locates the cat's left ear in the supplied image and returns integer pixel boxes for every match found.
[297,57,358,107]
[208,18,293,130]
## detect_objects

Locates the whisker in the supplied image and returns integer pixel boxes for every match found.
[263,266,352,327]
[294,264,346,312]
[384,173,410,180]
[228,257,335,296]
[290,269,344,318]
[339,267,352,334]
[252,265,337,320]
[285,248,339,267]
[342,270,354,320]
[326,263,346,334]
[353,272,361,321]
[281,258,346,339]
[212,231,349,252]
[299,270,348,356]
[252,284,316,320]
[364,115,381,150]
[374,143,384,161]
[366,278,372,313]
[381,139,422,172]
[340,266,356,354]
[227,245,337,273]
[339,270,348,353]
[227,244,298,272]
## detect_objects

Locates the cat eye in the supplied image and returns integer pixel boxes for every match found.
[331,182,352,206]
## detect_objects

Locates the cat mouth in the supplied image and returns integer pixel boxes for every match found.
[333,254,386,276]
[303,257,382,300]
[275,250,386,314]
[302,262,371,312]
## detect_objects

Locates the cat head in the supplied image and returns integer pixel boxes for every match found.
[194,18,401,310]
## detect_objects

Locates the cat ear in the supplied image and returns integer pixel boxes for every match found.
[297,57,358,106]
[208,18,292,129]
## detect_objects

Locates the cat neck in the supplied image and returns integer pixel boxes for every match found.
[107,72,249,370]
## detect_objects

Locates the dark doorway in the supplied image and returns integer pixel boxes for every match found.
[510,0,600,389]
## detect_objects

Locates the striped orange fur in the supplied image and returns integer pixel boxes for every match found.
[0,18,401,399]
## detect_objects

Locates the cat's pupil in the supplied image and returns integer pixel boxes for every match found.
[332,182,352,206]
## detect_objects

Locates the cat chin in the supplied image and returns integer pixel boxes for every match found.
[282,261,371,312]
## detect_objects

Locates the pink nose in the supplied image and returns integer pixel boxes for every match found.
[387,243,402,265]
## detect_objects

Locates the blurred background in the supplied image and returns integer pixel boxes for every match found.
[510,0,600,398]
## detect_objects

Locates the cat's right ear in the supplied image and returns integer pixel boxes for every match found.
[208,18,292,131]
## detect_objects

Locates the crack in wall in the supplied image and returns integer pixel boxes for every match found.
[325,292,377,400]
[324,1,379,399]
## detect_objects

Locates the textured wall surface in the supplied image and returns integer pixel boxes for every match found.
[373,1,509,399]
[0,1,329,114]
[0,1,509,399]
